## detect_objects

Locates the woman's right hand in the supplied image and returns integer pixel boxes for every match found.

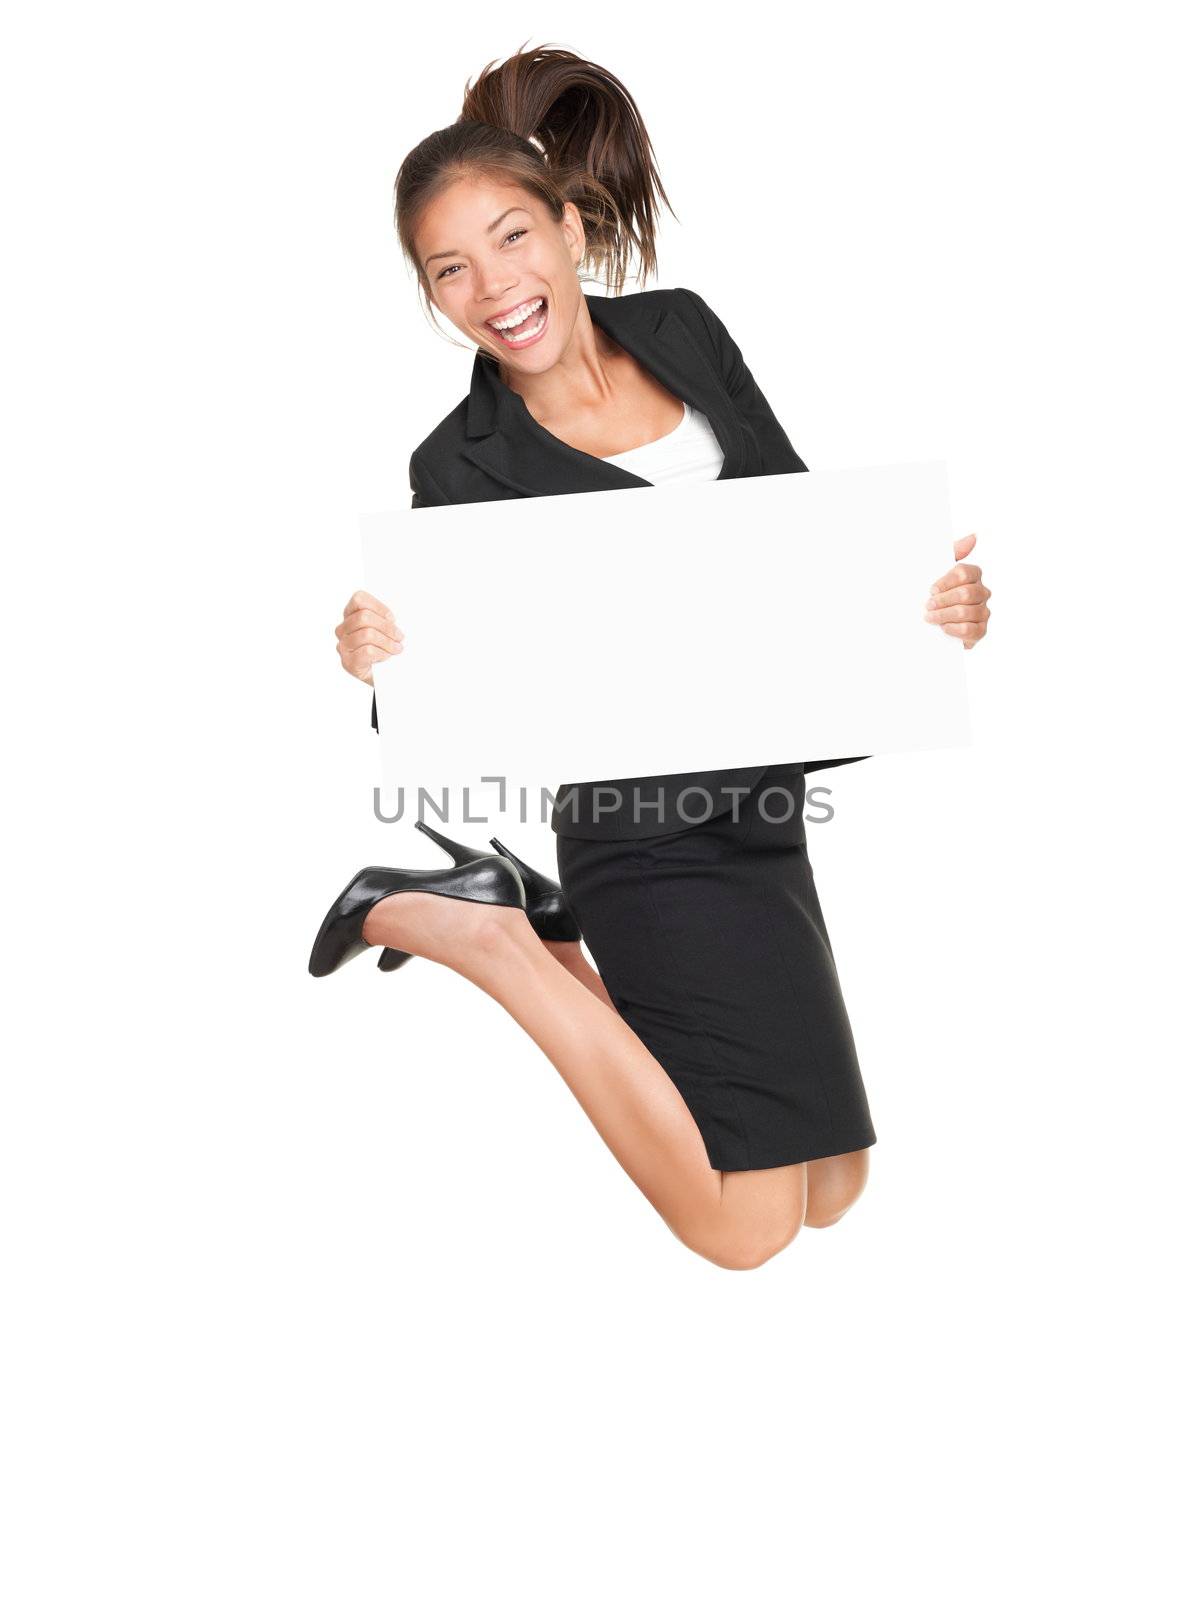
[335,590,405,685]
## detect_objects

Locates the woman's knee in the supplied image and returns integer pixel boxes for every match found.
[700,1231,796,1271]
[803,1148,870,1228]
[674,1163,809,1269]
[688,1210,805,1271]
[803,1199,853,1228]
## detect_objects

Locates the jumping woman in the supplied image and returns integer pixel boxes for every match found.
[312,45,992,1270]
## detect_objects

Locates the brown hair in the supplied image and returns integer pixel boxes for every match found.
[394,43,675,324]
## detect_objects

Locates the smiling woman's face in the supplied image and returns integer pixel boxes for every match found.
[416,174,587,372]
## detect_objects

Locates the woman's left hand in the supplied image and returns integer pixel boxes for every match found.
[925,533,991,649]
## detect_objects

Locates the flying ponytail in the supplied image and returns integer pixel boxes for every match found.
[394,43,675,311]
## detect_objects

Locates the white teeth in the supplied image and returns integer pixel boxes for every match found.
[487,297,545,332]
[499,306,547,345]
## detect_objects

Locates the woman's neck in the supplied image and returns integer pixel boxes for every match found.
[500,304,625,431]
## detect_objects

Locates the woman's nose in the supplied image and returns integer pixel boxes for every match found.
[479,272,520,306]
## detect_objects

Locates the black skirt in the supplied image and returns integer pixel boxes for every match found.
[555,763,877,1172]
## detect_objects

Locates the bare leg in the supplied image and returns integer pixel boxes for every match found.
[542,939,619,1011]
[362,893,807,1269]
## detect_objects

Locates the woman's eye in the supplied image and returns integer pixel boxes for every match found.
[437,231,525,279]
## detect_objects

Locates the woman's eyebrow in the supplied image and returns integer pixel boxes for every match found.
[424,208,531,269]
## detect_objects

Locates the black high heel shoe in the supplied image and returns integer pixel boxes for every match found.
[487,836,581,943]
[376,821,581,969]
[373,819,505,973]
[308,845,525,978]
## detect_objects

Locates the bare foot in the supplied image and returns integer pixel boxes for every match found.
[362,891,531,973]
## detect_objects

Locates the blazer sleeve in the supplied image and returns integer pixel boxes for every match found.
[676,286,808,476]
[370,448,454,730]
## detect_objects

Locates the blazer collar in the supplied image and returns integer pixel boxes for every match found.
[461,290,747,496]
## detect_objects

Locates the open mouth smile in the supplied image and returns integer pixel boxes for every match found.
[484,296,549,348]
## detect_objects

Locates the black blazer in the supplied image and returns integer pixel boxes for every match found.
[396,285,866,840]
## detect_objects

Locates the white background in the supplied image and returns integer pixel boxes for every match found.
[3,3,1197,1595]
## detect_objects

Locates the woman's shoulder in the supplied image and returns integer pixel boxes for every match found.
[592,282,736,368]
[586,282,721,333]
[666,284,735,356]
[411,393,471,462]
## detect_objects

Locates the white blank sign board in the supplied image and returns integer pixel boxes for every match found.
[362,461,970,792]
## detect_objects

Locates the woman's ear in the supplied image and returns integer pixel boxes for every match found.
[562,201,586,266]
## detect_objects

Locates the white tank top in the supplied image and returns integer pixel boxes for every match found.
[602,401,725,484]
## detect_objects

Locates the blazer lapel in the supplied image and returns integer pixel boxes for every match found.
[461,290,747,497]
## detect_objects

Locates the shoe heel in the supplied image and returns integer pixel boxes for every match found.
[488,836,533,876]
[488,835,581,944]
[415,818,490,866]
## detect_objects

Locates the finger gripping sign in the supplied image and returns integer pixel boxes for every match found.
[362,460,971,793]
